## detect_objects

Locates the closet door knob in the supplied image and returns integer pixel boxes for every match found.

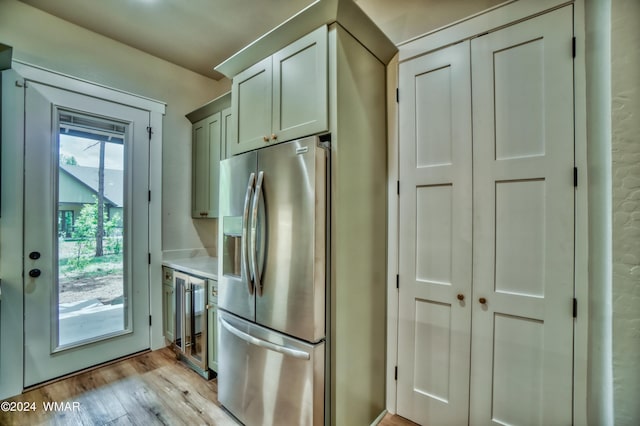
[271,134,277,140]
[263,136,269,142]
[479,297,487,304]
[457,294,465,301]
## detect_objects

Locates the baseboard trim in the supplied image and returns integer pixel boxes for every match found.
[371,409,388,426]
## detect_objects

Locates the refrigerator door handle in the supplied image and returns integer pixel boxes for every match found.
[242,172,256,295]
[220,317,310,360]
[250,171,264,296]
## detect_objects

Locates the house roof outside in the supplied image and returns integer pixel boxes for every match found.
[60,164,123,207]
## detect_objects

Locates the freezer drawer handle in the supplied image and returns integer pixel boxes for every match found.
[220,317,310,360]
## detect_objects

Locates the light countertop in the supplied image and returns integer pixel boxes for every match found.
[162,256,218,280]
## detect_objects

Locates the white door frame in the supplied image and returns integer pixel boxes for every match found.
[387,0,590,423]
[0,61,165,399]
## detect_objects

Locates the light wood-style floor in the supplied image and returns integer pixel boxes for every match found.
[0,348,418,425]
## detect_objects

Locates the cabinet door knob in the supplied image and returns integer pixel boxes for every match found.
[29,269,41,278]
[271,134,277,140]
[457,294,465,301]
[479,297,487,304]
[263,136,269,142]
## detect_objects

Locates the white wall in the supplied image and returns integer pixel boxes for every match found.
[611,0,640,424]
[356,0,505,44]
[0,0,229,254]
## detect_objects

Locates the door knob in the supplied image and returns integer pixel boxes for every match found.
[29,251,41,260]
[29,269,41,278]
[263,136,269,142]
[271,134,277,140]
[457,294,465,301]
[479,297,487,304]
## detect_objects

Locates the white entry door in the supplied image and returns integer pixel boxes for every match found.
[397,5,574,425]
[23,81,150,387]
[469,7,574,425]
[397,40,473,426]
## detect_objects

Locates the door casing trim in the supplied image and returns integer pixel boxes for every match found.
[0,62,165,400]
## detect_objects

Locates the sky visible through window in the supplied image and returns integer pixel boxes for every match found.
[59,134,124,170]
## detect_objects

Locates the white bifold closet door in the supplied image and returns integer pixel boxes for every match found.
[397,40,473,426]
[397,6,575,425]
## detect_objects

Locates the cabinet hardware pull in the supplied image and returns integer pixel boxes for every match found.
[457,294,465,301]
[479,297,487,304]
[263,136,269,142]
[271,134,277,140]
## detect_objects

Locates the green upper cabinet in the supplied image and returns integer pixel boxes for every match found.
[191,112,221,218]
[187,92,231,219]
[230,26,328,156]
[231,57,272,154]
[221,106,233,161]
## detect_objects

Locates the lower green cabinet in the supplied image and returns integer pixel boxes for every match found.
[207,279,218,373]
[162,267,175,343]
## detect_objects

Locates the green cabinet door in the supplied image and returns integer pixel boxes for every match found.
[230,57,272,156]
[272,25,328,143]
[221,107,232,161]
[162,267,175,343]
[191,112,221,218]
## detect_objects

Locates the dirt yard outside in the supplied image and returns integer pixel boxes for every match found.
[59,274,124,304]
[58,240,124,305]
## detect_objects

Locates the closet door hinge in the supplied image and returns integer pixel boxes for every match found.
[572,37,576,58]
[396,274,399,289]
[396,88,399,103]
[148,190,152,202]
[148,253,151,265]
[395,366,398,381]
[149,315,153,326]
[147,126,153,139]
[573,298,578,318]
[574,167,578,187]
[397,181,400,195]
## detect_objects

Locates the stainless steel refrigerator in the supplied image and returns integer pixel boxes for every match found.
[218,136,327,426]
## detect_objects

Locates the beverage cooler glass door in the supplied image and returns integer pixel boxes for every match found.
[188,276,207,370]
[174,272,187,354]
[174,271,207,371]
[219,151,258,322]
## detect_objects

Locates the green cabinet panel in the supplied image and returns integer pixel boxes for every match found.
[272,25,328,143]
[221,107,232,161]
[230,57,272,155]
[162,267,174,343]
[191,112,221,218]
[230,26,328,156]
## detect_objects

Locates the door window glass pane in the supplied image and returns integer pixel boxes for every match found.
[57,111,128,348]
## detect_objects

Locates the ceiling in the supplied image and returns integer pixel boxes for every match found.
[17,0,504,80]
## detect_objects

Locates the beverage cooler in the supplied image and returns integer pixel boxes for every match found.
[174,271,211,379]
